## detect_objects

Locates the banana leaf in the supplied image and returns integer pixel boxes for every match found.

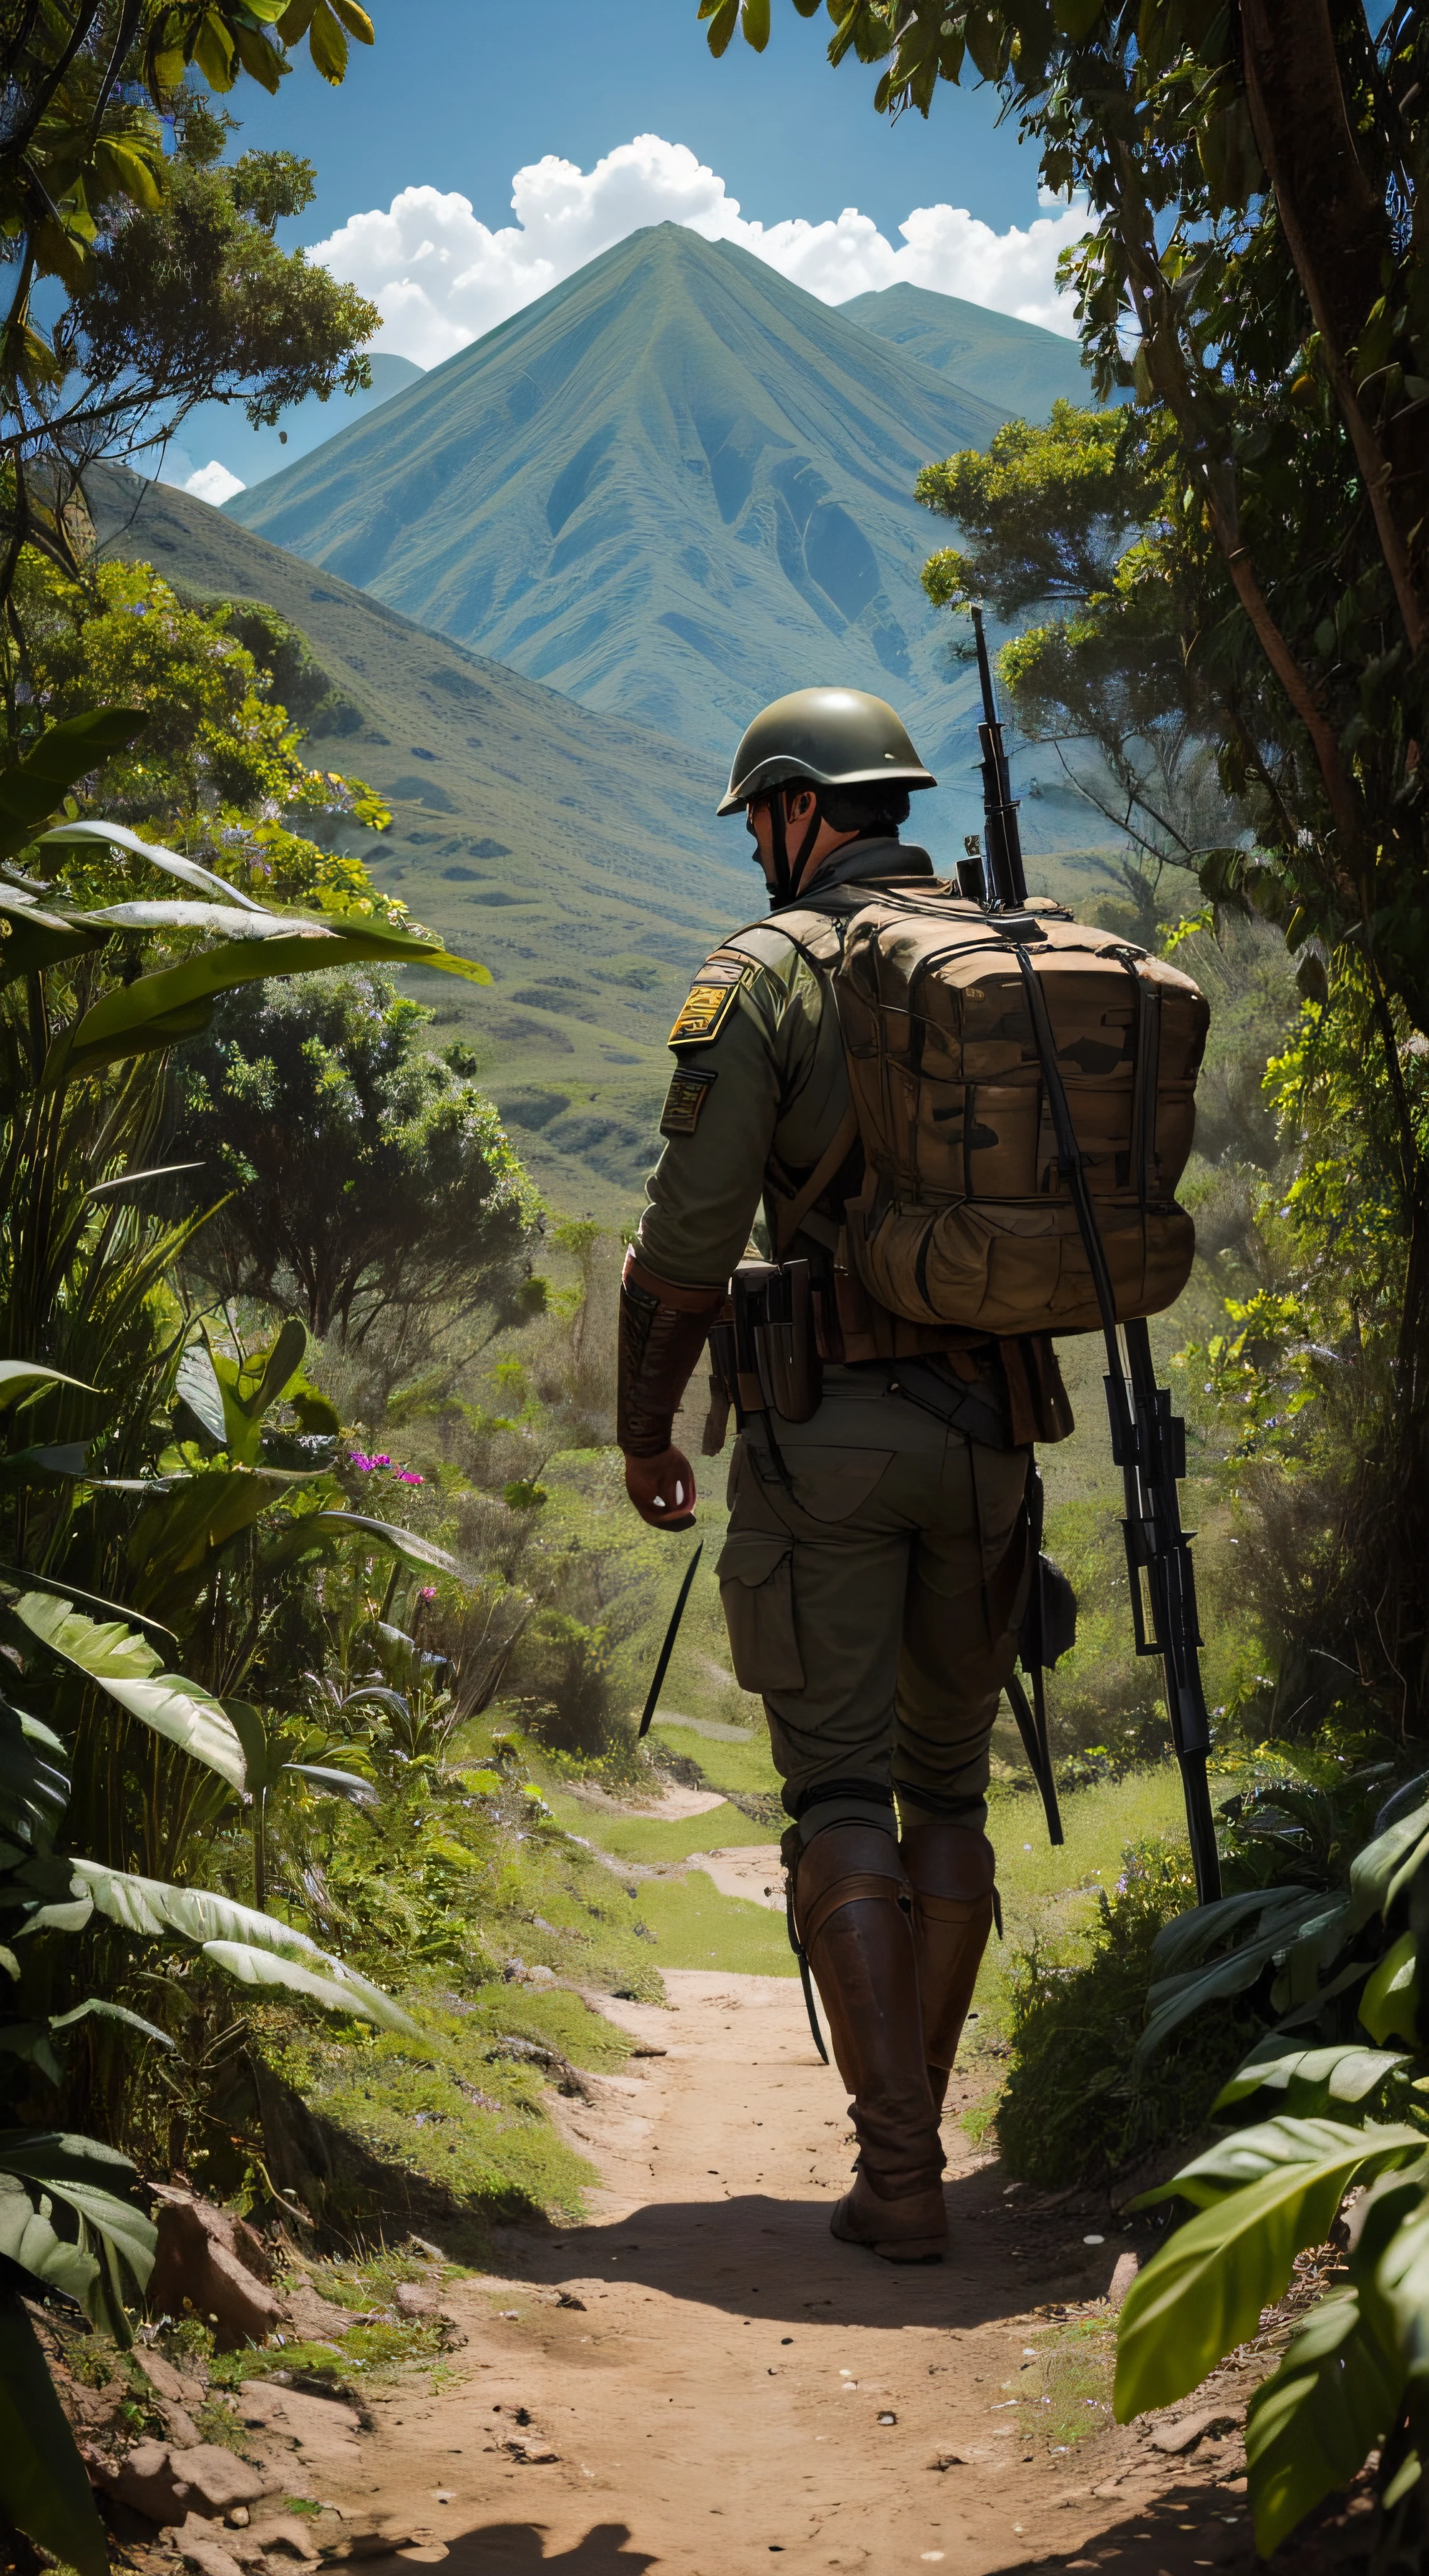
[53,914,491,1084]
[0,1358,94,1413]
[262,1509,459,1575]
[55,1857,418,2033]
[0,710,147,865]
[0,1560,177,1650]
[38,816,269,910]
[12,1594,246,1789]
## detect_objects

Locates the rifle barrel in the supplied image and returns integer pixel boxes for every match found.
[970,602,1028,910]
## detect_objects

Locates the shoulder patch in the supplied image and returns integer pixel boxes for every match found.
[659,1066,717,1138]
[668,960,750,1047]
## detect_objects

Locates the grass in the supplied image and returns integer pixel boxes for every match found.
[545,1792,772,1867]
[632,1867,796,1976]
[1012,2314,1118,2452]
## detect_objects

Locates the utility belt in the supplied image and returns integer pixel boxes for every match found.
[703,1257,1015,1456]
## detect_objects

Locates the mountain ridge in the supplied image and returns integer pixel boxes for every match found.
[835,282,1098,421]
[225,225,1023,809]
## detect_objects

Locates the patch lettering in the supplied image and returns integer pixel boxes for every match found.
[667,963,748,1046]
[659,1067,718,1138]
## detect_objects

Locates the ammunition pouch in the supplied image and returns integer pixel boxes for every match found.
[706,1257,824,1445]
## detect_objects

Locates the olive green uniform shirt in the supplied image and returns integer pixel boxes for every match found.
[637,836,929,1288]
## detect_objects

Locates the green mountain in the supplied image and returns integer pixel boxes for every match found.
[167,351,426,497]
[837,284,1098,421]
[86,463,750,1218]
[225,224,1023,809]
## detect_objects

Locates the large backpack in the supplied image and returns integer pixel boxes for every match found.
[777,886,1208,1339]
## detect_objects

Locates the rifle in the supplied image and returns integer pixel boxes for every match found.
[969,604,1221,1906]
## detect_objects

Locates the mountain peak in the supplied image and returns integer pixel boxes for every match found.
[227,226,1067,843]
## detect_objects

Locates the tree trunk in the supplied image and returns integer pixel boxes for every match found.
[1238,0,1428,653]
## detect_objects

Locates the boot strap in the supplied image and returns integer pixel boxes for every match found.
[914,1890,994,1928]
[801,1870,906,1953]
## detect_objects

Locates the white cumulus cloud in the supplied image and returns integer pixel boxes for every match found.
[184,459,245,505]
[309,134,1088,372]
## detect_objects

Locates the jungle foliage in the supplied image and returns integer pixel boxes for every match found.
[0,0,377,616]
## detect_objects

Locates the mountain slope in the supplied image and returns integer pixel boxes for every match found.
[86,463,753,1218]
[225,225,1013,796]
[837,284,1097,421]
[166,353,426,499]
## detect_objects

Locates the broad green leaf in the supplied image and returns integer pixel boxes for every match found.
[1244,2289,1401,2557]
[1360,1931,1420,2046]
[126,1467,314,1606]
[57,918,489,1081]
[38,817,269,910]
[1136,2113,1425,2211]
[201,1318,308,1463]
[0,1560,177,1649]
[0,1358,94,1411]
[1050,0,1103,35]
[0,2174,98,2306]
[741,0,771,48]
[0,709,147,863]
[222,1698,283,1792]
[0,2128,155,2309]
[201,1936,393,2019]
[283,1762,378,1807]
[48,1997,174,2049]
[0,1704,69,1850]
[260,1507,458,1577]
[0,2286,111,2576]
[174,1342,228,1445]
[1350,1802,1429,1927]
[1115,2120,1425,2418]
[1150,1885,1316,1983]
[307,0,348,80]
[328,0,374,35]
[68,1857,418,2033]
[1215,2039,1408,2122]
[12,1594,246,1789]
[77,899,296,936]
[1137,1890,1332,2063]
[0,1442,91,1491]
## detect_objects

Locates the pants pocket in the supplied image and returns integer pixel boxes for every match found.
[716,1530,806,1692]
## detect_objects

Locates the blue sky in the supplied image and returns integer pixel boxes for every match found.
[236,0,1040,252]
[173,1,1085,496]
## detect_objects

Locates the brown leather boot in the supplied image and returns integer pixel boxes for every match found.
[792,1823,946,2262]
[900,1823,996,2114]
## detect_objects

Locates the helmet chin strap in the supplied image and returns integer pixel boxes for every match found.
[752,789,823,906]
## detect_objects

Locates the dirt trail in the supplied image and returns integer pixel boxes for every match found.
[311,1959,1272,2576]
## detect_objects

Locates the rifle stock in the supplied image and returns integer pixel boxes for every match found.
[969,605,1221,1904]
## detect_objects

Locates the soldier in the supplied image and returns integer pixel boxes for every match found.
[617,687,1071,2263]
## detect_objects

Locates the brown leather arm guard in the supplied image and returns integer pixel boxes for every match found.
[617,1250,724,1457]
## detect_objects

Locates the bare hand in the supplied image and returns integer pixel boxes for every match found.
[624,1445,697,1530]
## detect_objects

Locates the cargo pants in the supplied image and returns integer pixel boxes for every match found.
[715,1363,1031,1838]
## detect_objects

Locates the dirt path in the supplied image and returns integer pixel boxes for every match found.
[305,1963,1273,2576]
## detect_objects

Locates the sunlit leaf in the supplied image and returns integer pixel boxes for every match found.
[12,1595,246,1789]
[1244,2289,1401,2557]
[1116,2120,1425,2418]
[67,1858,418,2033]
[38,818,269,910]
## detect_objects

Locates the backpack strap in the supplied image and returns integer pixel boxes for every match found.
[770,1105,859,1261]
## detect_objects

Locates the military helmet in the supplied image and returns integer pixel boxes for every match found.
[716,686,937,816]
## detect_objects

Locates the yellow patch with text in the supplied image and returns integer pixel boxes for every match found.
[667,963,748,1047]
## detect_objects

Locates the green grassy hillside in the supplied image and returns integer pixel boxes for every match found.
[222,223,1028,813]
[87,461,743,1218]
[837,283,1101,420]
[88,464,1130,1223]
